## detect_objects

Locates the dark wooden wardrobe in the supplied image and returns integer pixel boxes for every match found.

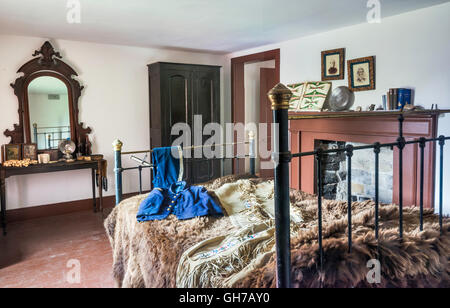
[148,62,221,184]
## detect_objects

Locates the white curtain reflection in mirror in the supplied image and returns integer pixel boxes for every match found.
[28,76,71,150]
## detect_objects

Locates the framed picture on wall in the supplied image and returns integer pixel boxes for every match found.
[347,56,376,91]
[22,143,37,160]
[1,144,22,162]
[321,48,345,81]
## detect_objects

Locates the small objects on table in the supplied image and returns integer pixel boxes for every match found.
[403,104,416,111]
[76,155,99,162]
[2,159,38,168]
[22,144,37,160]
[38,153,50,164]
[1,144,22,162]
[58,139,76,161]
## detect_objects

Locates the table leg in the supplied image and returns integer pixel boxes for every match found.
[91,168,97,213]
[98,171,103,213]
[1,176,6,236]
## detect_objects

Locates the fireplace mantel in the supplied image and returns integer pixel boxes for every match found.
[288,109,450,120]
[289,110,450,209]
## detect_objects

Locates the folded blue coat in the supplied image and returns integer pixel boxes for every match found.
[136,181,224,222]
[152,147,183,189]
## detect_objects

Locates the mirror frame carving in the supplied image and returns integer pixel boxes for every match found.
[5,41,91,153]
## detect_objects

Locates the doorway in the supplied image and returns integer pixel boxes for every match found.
[231,49,280,178]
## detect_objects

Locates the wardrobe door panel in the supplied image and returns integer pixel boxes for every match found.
[161,68,192,145]
[161,67,193,181]
[191,68,220,183]
[169,76,187,127]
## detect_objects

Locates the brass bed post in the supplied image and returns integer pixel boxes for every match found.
[268,83,293,288]
[113,139,123,205]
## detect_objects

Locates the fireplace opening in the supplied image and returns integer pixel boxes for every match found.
[318,140,393,204]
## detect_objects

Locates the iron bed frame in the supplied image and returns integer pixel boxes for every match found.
[112,83,449,288]
[113,133,257,205]
[268,83,449,288]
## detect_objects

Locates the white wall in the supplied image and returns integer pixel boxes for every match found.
[0,34,228,210]
[227,3,450,213]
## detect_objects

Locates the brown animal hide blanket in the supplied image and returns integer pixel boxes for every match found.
[104,175,255,288]
[104,175,449,288]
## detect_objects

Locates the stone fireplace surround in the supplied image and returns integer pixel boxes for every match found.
[319,140,393,204]
[289,111,442,209]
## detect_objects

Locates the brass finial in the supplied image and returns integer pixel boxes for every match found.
[268,83,292,110]
[113,139,123,151]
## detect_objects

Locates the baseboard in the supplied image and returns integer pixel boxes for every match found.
[5,192,145,223]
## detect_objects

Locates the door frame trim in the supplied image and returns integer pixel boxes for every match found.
[230,49,280,174]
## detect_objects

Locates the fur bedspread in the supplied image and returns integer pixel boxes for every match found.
[236,196,450,288]
[104,175,254,288]
[104,175,449,288]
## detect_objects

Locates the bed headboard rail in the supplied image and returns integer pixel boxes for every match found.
[112,133,257,204]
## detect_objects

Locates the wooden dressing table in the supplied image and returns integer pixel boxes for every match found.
[1,42,104,236]
[0,159,106,235]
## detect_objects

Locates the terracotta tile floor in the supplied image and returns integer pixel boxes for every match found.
[0,210,115,288]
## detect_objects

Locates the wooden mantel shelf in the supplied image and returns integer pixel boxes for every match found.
[288,109,450,120]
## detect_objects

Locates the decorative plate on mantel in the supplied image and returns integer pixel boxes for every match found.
[287,81,331,112]
[328,86,355,111]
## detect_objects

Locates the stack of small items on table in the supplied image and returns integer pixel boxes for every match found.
[2,158,38,168]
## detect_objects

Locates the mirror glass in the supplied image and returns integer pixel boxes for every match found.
[27,76,71,150]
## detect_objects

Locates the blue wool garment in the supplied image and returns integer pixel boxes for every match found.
[136,181,224,222]
[152,147,181,189]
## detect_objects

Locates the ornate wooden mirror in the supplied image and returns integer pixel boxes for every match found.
[5,41,92,155]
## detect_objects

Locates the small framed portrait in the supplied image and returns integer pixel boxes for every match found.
[22,143,37,160]
[321,48,345,81]
[2,144,22,162]
[347,56,376,91]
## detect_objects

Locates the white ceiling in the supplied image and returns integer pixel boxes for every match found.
[0,0,448,53]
